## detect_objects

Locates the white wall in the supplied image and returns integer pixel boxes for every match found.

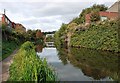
[107,2,119,12]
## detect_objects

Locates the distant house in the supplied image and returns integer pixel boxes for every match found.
[85,1,119,24]
[15,23,26,33]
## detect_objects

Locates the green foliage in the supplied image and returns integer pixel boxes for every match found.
[2,25,26,60]
[54,31,61,47]
[70,20,119,52]
[59,23,67,37]
[35,38,44,45]
[2,40,20,61]
[69,17,81,25]
[2,25,44,60]
[26,29,36,42]
[90,11,100,22]
[26,29,44,45]
[54,23,68,47]
[9,41,57,82]
[46,35,54,42]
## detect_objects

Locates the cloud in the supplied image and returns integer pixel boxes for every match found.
[0,0,117,32]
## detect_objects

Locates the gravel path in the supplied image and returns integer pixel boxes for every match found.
[0,49,18,82]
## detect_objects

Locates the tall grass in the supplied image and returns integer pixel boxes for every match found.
[9,41,57,82]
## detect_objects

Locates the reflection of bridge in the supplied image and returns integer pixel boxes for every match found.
[45,42,54,47]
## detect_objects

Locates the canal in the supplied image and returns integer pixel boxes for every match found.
[36,45,119,81]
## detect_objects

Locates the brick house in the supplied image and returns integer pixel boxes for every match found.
[0,13,26,33]
[0,14,15,28]
[15,23,26,33]
[85,1,119,24]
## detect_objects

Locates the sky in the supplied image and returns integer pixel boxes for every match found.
[0,0,118,32]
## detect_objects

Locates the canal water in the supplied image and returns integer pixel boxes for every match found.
[36,45,119,81]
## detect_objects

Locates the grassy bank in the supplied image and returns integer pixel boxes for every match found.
[2,40,21,61]
[9,41,57,82]
[70,20,119,52]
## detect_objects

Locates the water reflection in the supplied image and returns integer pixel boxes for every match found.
[56,47,120,81]
[35,45,43,53]
[36,44,119,81]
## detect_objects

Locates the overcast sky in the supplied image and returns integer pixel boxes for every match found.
[0,0,118,32]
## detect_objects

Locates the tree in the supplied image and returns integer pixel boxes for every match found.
[36,30,42,38]
[26,29,36,41]
[69,17,81,24]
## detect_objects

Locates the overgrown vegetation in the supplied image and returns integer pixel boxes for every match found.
[9,41,57,82]
[70,20,119,52]
[54,23,68,48]
[2,25,25,61]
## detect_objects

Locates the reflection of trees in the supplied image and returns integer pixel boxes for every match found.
[56,46,119,81]
[35,45,43,53]
[69,48,119,81]
[57,48,68,65]
[81,65,108,80]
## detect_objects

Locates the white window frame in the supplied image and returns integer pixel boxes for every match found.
[101,16,108,21]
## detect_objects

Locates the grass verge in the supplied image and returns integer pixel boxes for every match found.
[9,41,57,82]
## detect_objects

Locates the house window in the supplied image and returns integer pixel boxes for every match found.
[100,16,107,21]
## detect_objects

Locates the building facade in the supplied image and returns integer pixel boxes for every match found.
[107,1,119,12]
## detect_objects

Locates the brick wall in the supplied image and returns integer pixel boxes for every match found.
[99,11,118,20]
[85,11,118,23]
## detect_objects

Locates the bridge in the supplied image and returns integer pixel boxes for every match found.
[46,34,54,38]
[45,42,54,47]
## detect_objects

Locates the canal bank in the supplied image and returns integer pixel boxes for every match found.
[36,45,119,81]
[0,49,18,82]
